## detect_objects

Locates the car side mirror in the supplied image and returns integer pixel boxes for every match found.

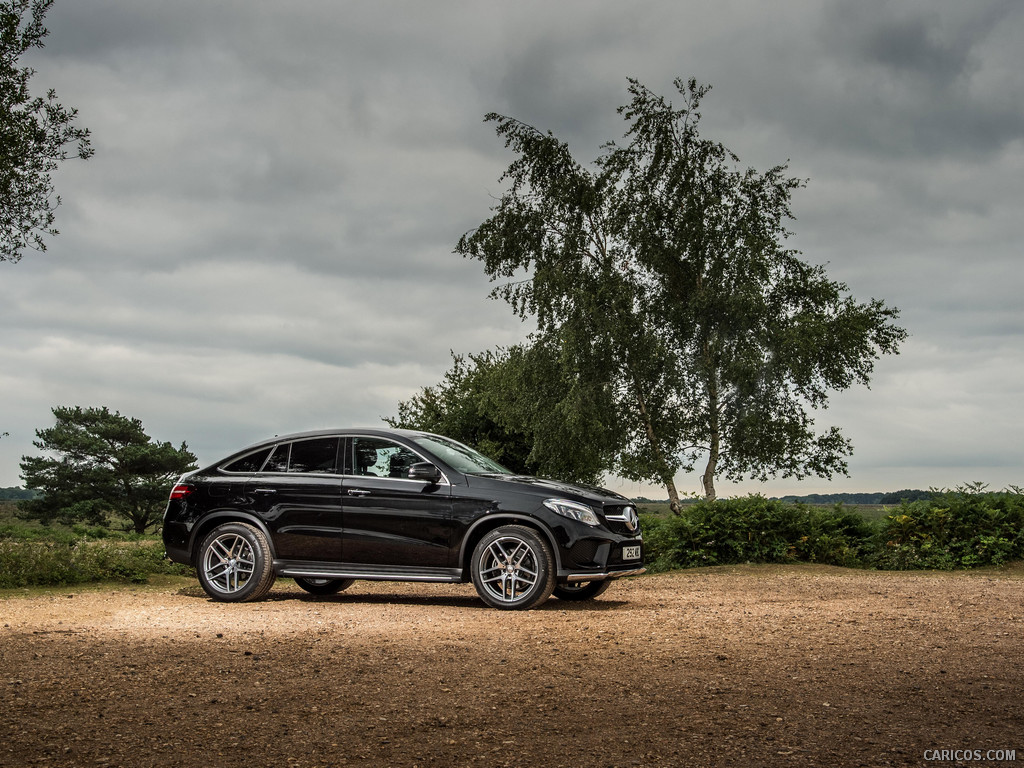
[408,462,442,484]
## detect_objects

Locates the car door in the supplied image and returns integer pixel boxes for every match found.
[341,436,454,567]
[245,436,344,563]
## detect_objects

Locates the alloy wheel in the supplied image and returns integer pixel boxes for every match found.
[202,532,257,594]
[478,535,541,603]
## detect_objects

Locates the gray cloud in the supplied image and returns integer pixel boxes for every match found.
[2,0,1021,496]
[807,1,1024,158]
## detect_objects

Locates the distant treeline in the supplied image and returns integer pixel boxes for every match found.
[776,490,933,505]
[634,490,933,506]
[0,487,38,501]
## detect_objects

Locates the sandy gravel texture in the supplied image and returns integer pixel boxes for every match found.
[1,566,1022,768]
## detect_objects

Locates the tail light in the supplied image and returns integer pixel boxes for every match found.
[169,483,194,500]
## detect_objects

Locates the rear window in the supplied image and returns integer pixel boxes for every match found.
[288,437,340,474]
[222,447,273,473]
[263,443,290,473]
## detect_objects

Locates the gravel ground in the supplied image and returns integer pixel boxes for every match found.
[1,566,1022,768]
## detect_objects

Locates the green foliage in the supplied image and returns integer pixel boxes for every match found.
[457,76,906,503]
[0,519,145,544]
[641,486,1024,572]
[0,508,189,588]
[0,486,36,500]
[778,492,886,505]
[388,350,535,474]
[0,537,189,588]
[641,496,875,571]
[388,347,616,484]
[874,484,1024,570]
[1,0,93,262]
[19,406,197,533]
[878,489,932,504]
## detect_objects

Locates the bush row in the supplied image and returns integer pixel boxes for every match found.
[641,487,1024,572]
[2,487,1020,588]
[0,522,149,544]
[0,539,190,589]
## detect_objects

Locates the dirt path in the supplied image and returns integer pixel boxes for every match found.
[2,566,1022,768]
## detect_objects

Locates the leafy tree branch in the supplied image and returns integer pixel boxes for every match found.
[1,0,92,262]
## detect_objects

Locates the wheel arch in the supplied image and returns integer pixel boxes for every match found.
[458,514,561,577]
[188,511,277,567]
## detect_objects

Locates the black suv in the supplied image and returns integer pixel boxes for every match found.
[163,428,644,610]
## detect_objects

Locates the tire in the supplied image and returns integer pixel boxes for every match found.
[470,525,556,610]
[294,577,355,595]
[553,580,612,601]
[196,522,276,602]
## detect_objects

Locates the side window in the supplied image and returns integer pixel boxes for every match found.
[288,437,340,474]
[352,437,420,479]
[263,443,290,473]
[222,447,272,473]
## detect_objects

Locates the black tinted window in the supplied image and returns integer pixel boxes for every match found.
[263,443,289,473]
[221,447,273,473]
[352,437,421,478]
[288,437,340,474]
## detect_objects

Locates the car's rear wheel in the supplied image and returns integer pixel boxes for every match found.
[553,580,612,601]
[294,577,355,595]
[470,525,556,610]
[197,522,275,602]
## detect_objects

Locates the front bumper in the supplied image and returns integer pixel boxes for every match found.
[554,527,644,581]
[564,566,646,582]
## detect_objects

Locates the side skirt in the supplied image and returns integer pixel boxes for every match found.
[276,561,464,583]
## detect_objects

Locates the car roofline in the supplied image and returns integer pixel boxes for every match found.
[209,427,453,469]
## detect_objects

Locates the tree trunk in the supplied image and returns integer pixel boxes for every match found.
[702,371,720,501]
[128,505,149,534]
[701,453,718,501]
[665,478,682,515]
[632,375,683,516]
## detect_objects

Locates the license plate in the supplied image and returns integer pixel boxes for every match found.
[622,545,641,561]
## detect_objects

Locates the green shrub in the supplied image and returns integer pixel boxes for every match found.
[641,487,1024,572]
[641,496,876,571]
[0,538,190,589]
[0,520,147,544]
[873,485,1024,570]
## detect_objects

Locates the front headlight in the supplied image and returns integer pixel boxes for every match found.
[543,499,600,526]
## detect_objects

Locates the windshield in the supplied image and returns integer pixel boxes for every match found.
[411,435,513,475]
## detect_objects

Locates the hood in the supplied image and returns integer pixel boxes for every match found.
[465,473,629,504]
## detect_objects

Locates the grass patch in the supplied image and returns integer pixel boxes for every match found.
[0,573,198,600]
[0,514,192,588]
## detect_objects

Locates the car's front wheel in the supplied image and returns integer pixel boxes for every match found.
[196,522,276,602]
[294,577,355,595]
[470,525,556,610]
[553,580,612,601]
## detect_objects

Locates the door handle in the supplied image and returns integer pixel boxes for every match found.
[252,488,276,495]
[347,489,371,497]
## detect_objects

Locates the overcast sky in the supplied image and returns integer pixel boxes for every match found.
[2,0,1022,498]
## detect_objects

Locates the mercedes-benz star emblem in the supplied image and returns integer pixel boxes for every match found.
[623,506,639,532]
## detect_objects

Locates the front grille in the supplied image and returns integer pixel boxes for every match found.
[604,519,636,536]
[602,504,641,537]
